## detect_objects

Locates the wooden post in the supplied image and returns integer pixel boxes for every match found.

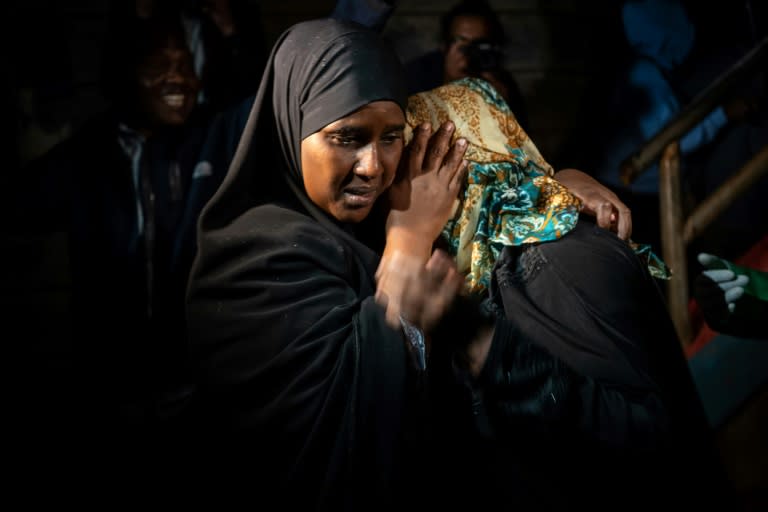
[658,142,692,347]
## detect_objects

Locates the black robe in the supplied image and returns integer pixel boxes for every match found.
[183,18,429,509]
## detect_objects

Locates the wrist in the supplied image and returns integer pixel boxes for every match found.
[384,227,433,261]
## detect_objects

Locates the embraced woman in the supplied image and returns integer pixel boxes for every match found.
[401,77,733,509]
[182,17,730,510]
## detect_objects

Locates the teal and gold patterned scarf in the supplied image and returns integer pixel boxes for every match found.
[405,78,581,295]
[405,77,669,295]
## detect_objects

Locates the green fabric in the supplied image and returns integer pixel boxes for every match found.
[716,257,768,300]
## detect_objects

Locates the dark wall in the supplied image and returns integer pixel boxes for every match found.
[9,0,623,172]
[10,0,765,173]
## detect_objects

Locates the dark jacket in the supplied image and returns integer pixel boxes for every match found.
[9,97,252,450]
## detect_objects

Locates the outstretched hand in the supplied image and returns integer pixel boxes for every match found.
[553,168,632,240]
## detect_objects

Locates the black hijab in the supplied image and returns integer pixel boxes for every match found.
[197,17,406,263]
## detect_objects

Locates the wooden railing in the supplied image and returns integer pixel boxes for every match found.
[620,36,768,347]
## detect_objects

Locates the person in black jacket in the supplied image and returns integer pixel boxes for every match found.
[9,14,252,483]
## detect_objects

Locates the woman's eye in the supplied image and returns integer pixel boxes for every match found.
[331,135,356,146]
[382,133,403,144]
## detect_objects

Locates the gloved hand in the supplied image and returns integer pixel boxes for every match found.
[694,252,768,338]
[697,253,750,314]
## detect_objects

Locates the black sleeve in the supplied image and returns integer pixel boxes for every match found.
[476,315,669,454]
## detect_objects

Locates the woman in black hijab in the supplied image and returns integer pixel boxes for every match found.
[183,17,733,510]
[184,17,478,509]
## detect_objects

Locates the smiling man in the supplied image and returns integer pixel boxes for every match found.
[11,13,253,464]
[134,29,200,129]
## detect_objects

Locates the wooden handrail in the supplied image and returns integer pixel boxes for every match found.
[620,36,768,185]
[660,143,768,348]
[683,146,768,244]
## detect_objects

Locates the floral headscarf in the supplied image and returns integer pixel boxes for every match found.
[405,77,670,295]
[405,78,581,295]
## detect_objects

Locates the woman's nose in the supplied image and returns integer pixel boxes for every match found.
[355,144,382,178]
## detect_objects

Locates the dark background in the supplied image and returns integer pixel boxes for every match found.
[4,0,767,505]
[8,0,765,174]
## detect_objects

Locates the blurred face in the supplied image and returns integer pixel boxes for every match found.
[136,37,200,127]
[443,15,494,82]
[300,101,405,224]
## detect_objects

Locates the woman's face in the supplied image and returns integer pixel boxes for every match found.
[301,100,405,224]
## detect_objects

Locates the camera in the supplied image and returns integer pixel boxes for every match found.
[461,40,502,73]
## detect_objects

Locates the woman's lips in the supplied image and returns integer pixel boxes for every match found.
[344,188,377,206]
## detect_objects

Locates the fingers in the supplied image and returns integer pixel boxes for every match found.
[425,247,455,272]
[375,290,404,330]
[720,274,749,290]
[423,121,468,199]
[591,191,631,240]
[724,286,745,304]
[376,249,463,333]
[594,201,614,232]
[701,269,749,306]
[405,123,431,180]
[612,201,632,240]
[702,269,735,283]
[443,139,469,189]
[405,121,467,181]
[422,121,455,172]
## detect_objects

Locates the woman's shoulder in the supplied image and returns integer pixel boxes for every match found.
[244,203,334,233]
[232,203,349,257]
[192,204,357,294]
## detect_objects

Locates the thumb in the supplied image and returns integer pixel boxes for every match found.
[697,252,728,269]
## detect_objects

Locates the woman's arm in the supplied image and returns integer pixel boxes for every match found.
[375,120,468,331]
[554,168,632,240]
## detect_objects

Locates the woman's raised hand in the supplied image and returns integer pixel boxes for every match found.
[385,121,468,260]
[376,121,468,330]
